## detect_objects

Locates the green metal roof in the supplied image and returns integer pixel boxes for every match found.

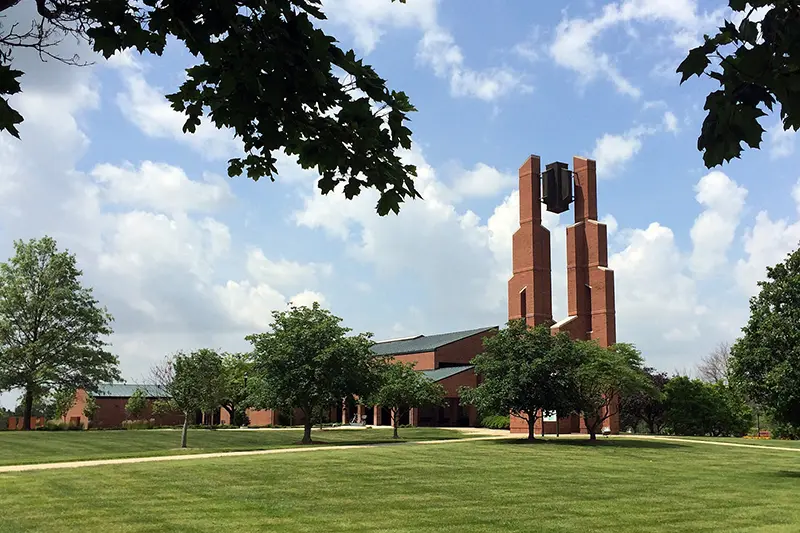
[420,365,474,382]
[94,384,170,398]
[371,326,497,357]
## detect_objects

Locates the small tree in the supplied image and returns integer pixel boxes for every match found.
[368,362,445,439]
[150,349,224,448]
[460,319,580,441]
[697,342,732,384]
[247,302,384,444]
[52,388,77,421]
[220,352,254,426]
[125,388,148,420]
[573,341,649,441]
[0,236,120,430]
[83,395,99,425]
[620,367,670,434]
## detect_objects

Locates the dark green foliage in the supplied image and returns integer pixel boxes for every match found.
[0,0,418,215]
[219,352,254,426]
[663,376,752,437]
[480,415,510,430]
[677,1,800,167]
[460,319,580,441]
[572,341,650,440]
[730,245,800,429]
[0,236,120,430]
[367,361,445,438]
[247,302,385,444]
[620,368,669,434]
[771,421,800,439]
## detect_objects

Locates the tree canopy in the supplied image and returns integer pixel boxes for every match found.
[151,348,224,447]
[125,387,147,419]
[0,0,419,215]
[219,352,254,426]
[620,366,669,434]
[0,236,119,430]
[573,341,649,440]
[677,0,800,167]
[367,361,445,439]
[730,245,800,429]
[247,302,384,444]
[662,376,752,437]
[461,319,580,441]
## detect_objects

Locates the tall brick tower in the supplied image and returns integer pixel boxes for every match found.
[508,155,618,435]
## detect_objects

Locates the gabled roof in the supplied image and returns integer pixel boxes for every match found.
[420,365,474,382]
[93,384,170,398]
[371,326,497,357]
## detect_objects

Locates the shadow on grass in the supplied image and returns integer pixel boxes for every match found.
[774,470,800,478]
[484,437,687,450]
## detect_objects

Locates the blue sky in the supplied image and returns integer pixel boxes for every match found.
[1,0,799,407]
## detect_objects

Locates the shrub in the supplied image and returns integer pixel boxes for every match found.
[37,420,83,431]
[772,422,800,440]
[121,418,156,430]
[481,415,511,430]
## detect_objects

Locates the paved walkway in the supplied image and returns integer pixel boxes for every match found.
[0,435,513,474]
[625,434,800,452]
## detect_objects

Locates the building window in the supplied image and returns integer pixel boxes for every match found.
[520,287,527,319]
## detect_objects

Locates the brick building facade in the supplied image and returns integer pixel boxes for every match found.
[508,155,619,435]
[234,326,497,428]
[64,384,185,429]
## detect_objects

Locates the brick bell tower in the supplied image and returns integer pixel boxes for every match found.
[507,155,618,435]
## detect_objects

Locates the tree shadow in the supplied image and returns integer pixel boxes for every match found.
[774,470,800,478]
[485,437,687,450]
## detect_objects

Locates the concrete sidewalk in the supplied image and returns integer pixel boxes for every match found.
[0,435,514,474]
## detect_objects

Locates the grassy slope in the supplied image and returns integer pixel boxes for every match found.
[0,427,461,466]
[2,438,799,533]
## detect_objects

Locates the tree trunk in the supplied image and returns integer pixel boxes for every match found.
[180,413,189,448]
[584,414,597,442]
[648,419,656,434]
[393,410,400,439]
[22,387,34,431]
[302,420,313,444]
[527,416,536,441]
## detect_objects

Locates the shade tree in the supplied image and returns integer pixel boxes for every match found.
[728,244,800,433]
[0,236,120,430]
[461,319,581,441]
[572,341,650,441]
[0,0,418,216]
[677,1,800,168]
[247,302,385,444]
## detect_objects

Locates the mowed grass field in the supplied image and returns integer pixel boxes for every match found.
[0,427,462,466]
[2,437,800,533]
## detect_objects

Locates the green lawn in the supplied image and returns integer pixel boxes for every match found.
[0,427,461,466]
[2,437,799,532]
